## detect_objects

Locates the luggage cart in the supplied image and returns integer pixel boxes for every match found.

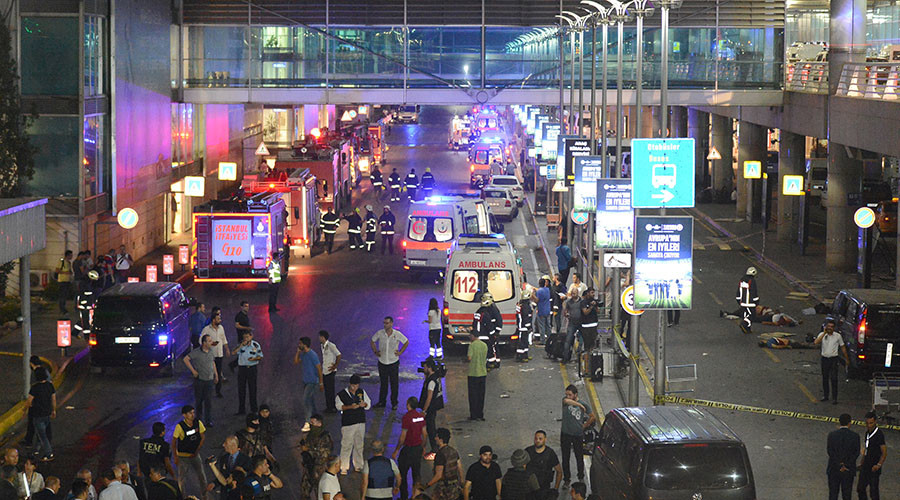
[665,364,698,394]
[872,373,900,422]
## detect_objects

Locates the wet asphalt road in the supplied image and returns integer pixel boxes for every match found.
[20,107,588,500]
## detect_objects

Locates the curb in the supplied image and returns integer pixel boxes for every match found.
[688,206,826,304]
[0,347,89,440]
[524,196,555,272]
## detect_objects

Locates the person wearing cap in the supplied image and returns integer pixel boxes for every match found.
[378,206,396,254]
[336,374,371,475]
[515,289,534,362]
[405,168,419,201]
[235,413,275,465]
[364,205,378,252]
[500,450,539,500]
[463,446,501,500]
[473,292,503,370]
[361,441,400,500]
[736,266,760,334]
[421,168,435,199]
[343,209,363,250]
[389,168,402,202]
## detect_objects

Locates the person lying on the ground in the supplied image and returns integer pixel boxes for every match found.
[720,306,801,326]
[757,333,816,349]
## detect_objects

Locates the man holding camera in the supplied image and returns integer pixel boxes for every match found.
[419,358,444,454]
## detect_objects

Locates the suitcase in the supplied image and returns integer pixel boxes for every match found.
[591,347,618,380]
[545,333,564,359]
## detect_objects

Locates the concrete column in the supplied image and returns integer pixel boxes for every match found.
[826,143,863,270]
[20,255,31,400]
[710,114,733,201]
[688,108,709,189]
[651,106,662,138]
[736,121,766,222]
[671,106,688,138]
[640,106,653,139]
[829,0,867,94]
[777,131,806,242]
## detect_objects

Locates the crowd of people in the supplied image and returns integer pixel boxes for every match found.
[57,246,134,315]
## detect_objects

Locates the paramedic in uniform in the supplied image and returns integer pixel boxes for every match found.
[266,253,281,312]
[389,169,403,202]
[344,209,363,250]
[321,207,340,254]
[735,267,759,334]
[379,206,396,254]
[405,169,419,201]
[420,168,436,199]
[473,293,503,369]
[515,289,534,362]
[364,205,378,253]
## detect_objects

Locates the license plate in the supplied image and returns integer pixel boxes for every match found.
[408,260,426,266]
[115,337,140,344]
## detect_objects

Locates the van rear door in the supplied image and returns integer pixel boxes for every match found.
[863,304,900,368]
[643,443,755,499]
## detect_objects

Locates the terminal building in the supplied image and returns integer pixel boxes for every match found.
[4,0,900,287]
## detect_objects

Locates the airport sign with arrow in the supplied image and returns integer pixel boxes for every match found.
[631,138,696,208]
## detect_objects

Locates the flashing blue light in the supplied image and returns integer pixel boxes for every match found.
[158,334,169,346]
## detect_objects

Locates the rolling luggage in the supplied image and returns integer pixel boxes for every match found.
[591,347,618,380]
[545,333,564,359]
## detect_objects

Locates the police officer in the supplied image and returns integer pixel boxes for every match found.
[364,205,378,253]
[389,168,403,202]
[736,267,759,334]
[74,270,100,339]
[419,357,444,452]
[320,207,340,254]
[405,169,419,201]
[420,168,436,199]
[516,289,534,362]
[267,252,282,312]
[473,293,503,370]
[344,209,363,250]
[379,206,396,255]
[371,166,384,194]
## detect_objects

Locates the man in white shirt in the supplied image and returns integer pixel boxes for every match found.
[318,456,343,500]
[370,316,409,410]
[201,310,230,399]
[97,468,138,500]
[815,319,849,405]
[319,330,342,414]
[114,245,133,284]
[567,273,587,299]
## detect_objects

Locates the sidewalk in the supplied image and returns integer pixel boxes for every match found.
[0,232,195,440]
[687,201,881,305]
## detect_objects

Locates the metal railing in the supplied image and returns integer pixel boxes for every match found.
[785,61,828,93]
[837,63,900,101]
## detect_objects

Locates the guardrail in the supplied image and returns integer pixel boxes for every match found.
[785,61,828,93]
[837,62,900,100]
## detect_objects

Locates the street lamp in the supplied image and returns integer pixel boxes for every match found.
[581,1,612,167]
[628,1,652,141]
[607,0,631,178]
[555,14,575,130]
[657,0,683,138]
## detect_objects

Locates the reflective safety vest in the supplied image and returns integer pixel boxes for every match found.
[379,213,396,235]
[389,173,402,188]
[421,172,435,189]
[736,277,758,307]
[371,170,383,186]
[345,213,362,234]
[473,304,502,339]
[267,261,282,284]
[321,212,339,235]
[516,299,533,332]
[405,174,418,188]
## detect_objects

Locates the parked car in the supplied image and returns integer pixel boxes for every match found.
[481,186,518,220]
[487,175,525,206]
[875,198,898,235]
[826,288,900,378]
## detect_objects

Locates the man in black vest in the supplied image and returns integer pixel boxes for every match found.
[172,405,208,499]
[361,441,400,500]
[419,358,444,454]
[336,375,371,475]
[827,413,859,500]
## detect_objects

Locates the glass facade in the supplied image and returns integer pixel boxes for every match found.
[83,114,106,198]
[84,16,104,96]
[21,17,79,95]
[172,103,203,167]
[27,116,80,197]
[786,4,900,58]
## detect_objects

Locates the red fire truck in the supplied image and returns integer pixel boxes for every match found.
[241,167,320,257]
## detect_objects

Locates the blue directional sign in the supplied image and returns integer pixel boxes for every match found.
[743,160,762,179]
[631,138,696,208]
[573,156,604,212]
[595,179,633,250]
[782,175,804,196]
[634,216,693,310]
[184,176,205,197]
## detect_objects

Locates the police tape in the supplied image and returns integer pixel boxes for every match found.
[654,394,900,431]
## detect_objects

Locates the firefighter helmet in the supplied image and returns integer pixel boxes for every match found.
[481,292,494,307]
[746,267,758,277]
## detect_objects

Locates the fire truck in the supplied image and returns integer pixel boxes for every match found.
[192,193,291,283]
[277,133,352,214]
[367,123,386,167]
[241,167,320,257]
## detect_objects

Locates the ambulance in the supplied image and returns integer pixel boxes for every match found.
[402,196,491,274]
[469,142,507,188]
[442,234,525,345]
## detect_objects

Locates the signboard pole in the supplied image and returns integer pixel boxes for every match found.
[587,214,595,289]
[761,175,768,255]
[629,309,640,406]
[655,207,667,405]
[858,226,872,288]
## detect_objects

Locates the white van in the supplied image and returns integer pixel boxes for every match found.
[403,196,491,273]
[442,234,525,346]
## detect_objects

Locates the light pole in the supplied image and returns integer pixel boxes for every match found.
[657,0,682,139]
[629,1,652,141]
[608,1,630,178]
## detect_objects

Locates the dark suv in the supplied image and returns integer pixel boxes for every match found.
[827,289,900,377]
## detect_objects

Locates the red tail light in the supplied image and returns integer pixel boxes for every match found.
[858,314,867,347]
[443,302,449,317]
[89,333,97,346]
[402,240,407,248]
[505,200,511,207]
[149,362,160,367]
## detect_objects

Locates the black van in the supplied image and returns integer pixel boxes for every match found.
[591,406,756,500]
[89,282,192,375]
[827,289,900,377]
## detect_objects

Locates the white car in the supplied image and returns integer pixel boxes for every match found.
[488,175,524,206]
[482,187,518,220]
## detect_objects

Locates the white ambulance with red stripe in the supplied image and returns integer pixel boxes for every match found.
[442,234,526,346]
[402,196,491,274]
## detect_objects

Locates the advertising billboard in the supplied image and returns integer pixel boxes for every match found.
[595,179,634,250]
[634,216,693,310]
[563,137,592,187]
[212,219,252,263]
[573,156,604,212]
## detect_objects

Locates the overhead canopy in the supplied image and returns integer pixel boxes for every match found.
[0,198,48,264]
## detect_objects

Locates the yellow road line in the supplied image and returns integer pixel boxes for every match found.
[639,334,655,367]
[794,379,818,403]
[694,275,703,285]
[560,361,571,388]
[708,292,724,306]
[762,348,781,363]
[558,361,604,423]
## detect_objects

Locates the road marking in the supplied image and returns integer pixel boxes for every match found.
[707,292,724,306]
[762,348,781,363]
[693,242,705,250]
[710,237,732,251]
[639,334,655,367]
[694,275,703,285]
[794,379,818,403]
